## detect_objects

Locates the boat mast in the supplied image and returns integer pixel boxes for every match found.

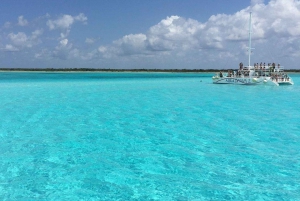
[248,12,252,67]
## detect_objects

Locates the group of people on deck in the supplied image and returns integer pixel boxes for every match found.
[238,62,281,70]
[271,73,290,82]
[253,62,280,70]
[219,69,250,78]
[218,61,284,78]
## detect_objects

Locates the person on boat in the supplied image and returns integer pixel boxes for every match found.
[239,62,243,70]
[271,63,275,72]
[219,71,223,78]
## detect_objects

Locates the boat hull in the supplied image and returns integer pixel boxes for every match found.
[212,77,266,85]
[213,76,294,86]
[278,81,294,85]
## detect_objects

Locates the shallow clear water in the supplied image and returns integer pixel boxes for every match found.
[0,72,299,200]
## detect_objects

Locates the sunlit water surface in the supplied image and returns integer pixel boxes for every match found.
[0,72,299,200]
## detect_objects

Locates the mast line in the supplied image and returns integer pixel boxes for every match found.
[248,12,252,67]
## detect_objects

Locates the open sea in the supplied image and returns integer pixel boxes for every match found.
[0,72,299,201]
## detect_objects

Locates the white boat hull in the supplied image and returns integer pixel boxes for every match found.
[213,76,294,86]
[212,77,274,85]
[276,80,294,85]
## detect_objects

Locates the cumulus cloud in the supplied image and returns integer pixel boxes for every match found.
[3,0,300,69]
[8,32,29,47]
[52,42,72,60]
[148,16,202,51]
[81,49,99,60]
[46,13,87,30]
[98,15,218,58]
[7,29,43,49]
[251,0,264,6]
[34,49,49,58]
[74,13,87,22]
[113,34,148,55]
[4,44,19,51]
[46,13,87,41]
[31,29,43,40]
[18,16,28,26]
[52,38,82,60]
[96,0,300,68]
[60,38,68,46]
[98,16,205,58]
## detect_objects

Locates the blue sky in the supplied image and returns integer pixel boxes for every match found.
[1,0,300,69]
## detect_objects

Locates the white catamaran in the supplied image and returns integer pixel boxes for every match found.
[212,12,293,86]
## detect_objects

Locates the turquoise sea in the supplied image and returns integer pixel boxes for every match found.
[0,72,299,200]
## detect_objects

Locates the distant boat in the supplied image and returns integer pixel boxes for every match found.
[212,12,293,86]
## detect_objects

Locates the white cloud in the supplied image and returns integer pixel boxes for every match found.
[250,0,300,38]
[3,0,300,69]
[4,44,19,51]
[18,16,28,26]
[7,30,43,49]
[94,0,300,68]
[97,16,205,58]
[81,49,99,60]
[60,38,68,46]
[52,44,71,60]
[46,13,87,30]
[58,30,69,39]
[113,34,147,55]
[98,15,213,58]
[8,32,28,47]
[74,13,88,22]
[31,29,43,39]
[52,39,81,60]
[98,46,106,53]
[85,38,96,44]
[148,16,202,51]
[47,15,73,30]
[46,13,87,41]
[251,0,264,6]
[34,49,49,58]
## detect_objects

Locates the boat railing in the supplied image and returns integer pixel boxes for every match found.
[243,66,252,70]
[243,66,282,71]
[274,66,284,72]
[251,66,285,72]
